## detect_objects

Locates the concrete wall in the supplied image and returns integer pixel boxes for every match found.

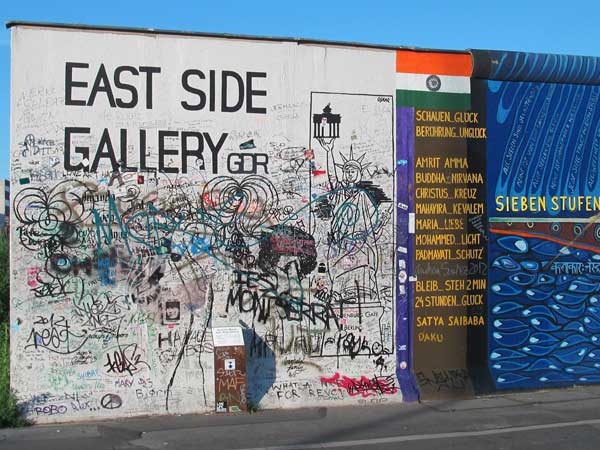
[11,23,600,424]
[483,52,600,389]
[10,25,402,422]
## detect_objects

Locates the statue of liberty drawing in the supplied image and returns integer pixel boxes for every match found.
[312,103,391,307]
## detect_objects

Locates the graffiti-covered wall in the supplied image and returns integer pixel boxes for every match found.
[9,25,401,422]
[11,22,600,424]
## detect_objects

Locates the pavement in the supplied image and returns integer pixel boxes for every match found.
[3,386,600,449]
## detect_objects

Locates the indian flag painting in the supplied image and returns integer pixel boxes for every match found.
[396,50,472,110]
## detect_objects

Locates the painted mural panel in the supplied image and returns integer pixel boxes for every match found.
[9,25,402,422]
[395,50,488,398]
[487,78,600,389]
[472,49,600,85]
[15,23,600,422]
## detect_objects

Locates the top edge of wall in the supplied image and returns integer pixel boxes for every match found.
[5,20,469,54]
[470,49,600,85]
[8,22,600,85]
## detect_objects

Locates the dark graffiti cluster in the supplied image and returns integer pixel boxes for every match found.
[12,98,398,419]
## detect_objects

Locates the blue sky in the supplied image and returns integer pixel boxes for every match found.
[1,0,599,180]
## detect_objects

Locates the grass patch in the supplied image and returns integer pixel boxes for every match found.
[0,230,8,325]
[0,231,28,428]
[0,323,27,427]
[246,400,260,414]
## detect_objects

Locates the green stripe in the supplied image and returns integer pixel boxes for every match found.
[396,90,471,110]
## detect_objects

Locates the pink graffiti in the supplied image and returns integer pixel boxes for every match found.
[27,267,41,287]
[320,372,398,397]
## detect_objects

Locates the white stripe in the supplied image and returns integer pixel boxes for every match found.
[395,73,470,94]
[236,417,600,450]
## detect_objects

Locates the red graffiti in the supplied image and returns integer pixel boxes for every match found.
[320,372,398,397]
[271,235,317,256]
[27,267,41,287]
[202,192,217,208]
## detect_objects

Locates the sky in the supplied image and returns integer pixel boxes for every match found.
[1,0,599,180]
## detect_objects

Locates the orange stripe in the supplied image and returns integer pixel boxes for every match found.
[489,228,600,254]
[396,50,472,76]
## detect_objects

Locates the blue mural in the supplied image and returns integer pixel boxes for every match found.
[489,232,600,388]
[487,80,600,216]
[472,50,600,85]
[487,78,600,389]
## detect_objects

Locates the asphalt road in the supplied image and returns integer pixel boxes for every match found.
[3,386,600,450]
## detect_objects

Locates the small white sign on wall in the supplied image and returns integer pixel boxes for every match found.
[212,327,245,347]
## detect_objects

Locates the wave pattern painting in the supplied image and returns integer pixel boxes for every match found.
[487,80,600,217]
[486,51,600,84]
[489,228,600,389]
